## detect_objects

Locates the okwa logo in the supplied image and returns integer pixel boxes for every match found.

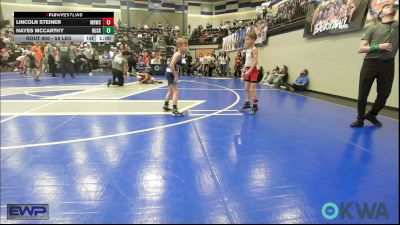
[321,202,389,220]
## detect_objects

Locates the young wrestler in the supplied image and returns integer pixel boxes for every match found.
[163,38,188,116]
[136,72,163,84]
[241,31,259,115]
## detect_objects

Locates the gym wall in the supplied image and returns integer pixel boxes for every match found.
[227,29,399,108]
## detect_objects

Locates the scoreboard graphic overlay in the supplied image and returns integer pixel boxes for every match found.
[14,12,114,43]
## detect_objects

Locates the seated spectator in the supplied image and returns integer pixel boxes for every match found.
[272,65,288,88]
[142,52,150,66]
[160,55,167,65]
[199,53,209,76]
[192,58,202,76]
[150,55,161,65]
[262,66,279,86]
[76,50,90,73]
[289,69,309,92]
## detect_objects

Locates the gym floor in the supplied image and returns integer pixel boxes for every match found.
[0,72,398,223]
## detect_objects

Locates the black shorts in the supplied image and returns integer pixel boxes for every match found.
[166,72,177,86]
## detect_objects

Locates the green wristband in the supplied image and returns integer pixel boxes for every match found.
[369,44,379,53]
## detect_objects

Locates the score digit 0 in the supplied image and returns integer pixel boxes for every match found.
[103,26,114,34]
[103,18,114,26]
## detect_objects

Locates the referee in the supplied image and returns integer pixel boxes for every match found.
[107,50,129,87]
[351,3,398,127]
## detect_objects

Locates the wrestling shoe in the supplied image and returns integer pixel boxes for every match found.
[172,109,185,117]
[240,102,251,110]
[249,107,259,115]
[163,105,172,112]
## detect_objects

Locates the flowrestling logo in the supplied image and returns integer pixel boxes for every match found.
[321,202,389,220]
[7,204,49,220]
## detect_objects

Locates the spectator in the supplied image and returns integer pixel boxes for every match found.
[241,50,246,68]
[272,65,289,88]
[142,52,150,66]
[206,22,212,29]
[219,51,229,77]
[233,52,242,79]
[160,55,167,65]
[192,58,202,76]
[199,53,209,76]
[289,69,309,92]
[58,42,75,78]
[261,66,279,86]
[118,19,122,29]
[233,19,237,27]
[150,55,161,65]
[263,6,268,20]
[83,43,93,75]
[92,48,99,71]
[23,46,40,80]
[44,43,58,77]
[15,52,27,77]
[76,49,90,73]
[69,43,77,72]
[208,53,217,77]
[31,42,43,79]
[185,52,193,76]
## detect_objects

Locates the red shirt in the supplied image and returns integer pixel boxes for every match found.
[32,45,43,61]
[142,55,150,64]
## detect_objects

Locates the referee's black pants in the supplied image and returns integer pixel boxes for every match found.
[112,69,124,86]
[60,57,74,77]
[357,58,395,118]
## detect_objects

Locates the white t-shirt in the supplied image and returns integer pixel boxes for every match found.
[219,56,227,65]
[84,47,93,59]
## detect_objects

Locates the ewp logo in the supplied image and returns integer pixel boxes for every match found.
[322,202,389,220]
[7,204,49,220]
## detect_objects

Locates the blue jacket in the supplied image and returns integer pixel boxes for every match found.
[295,75,309,86]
